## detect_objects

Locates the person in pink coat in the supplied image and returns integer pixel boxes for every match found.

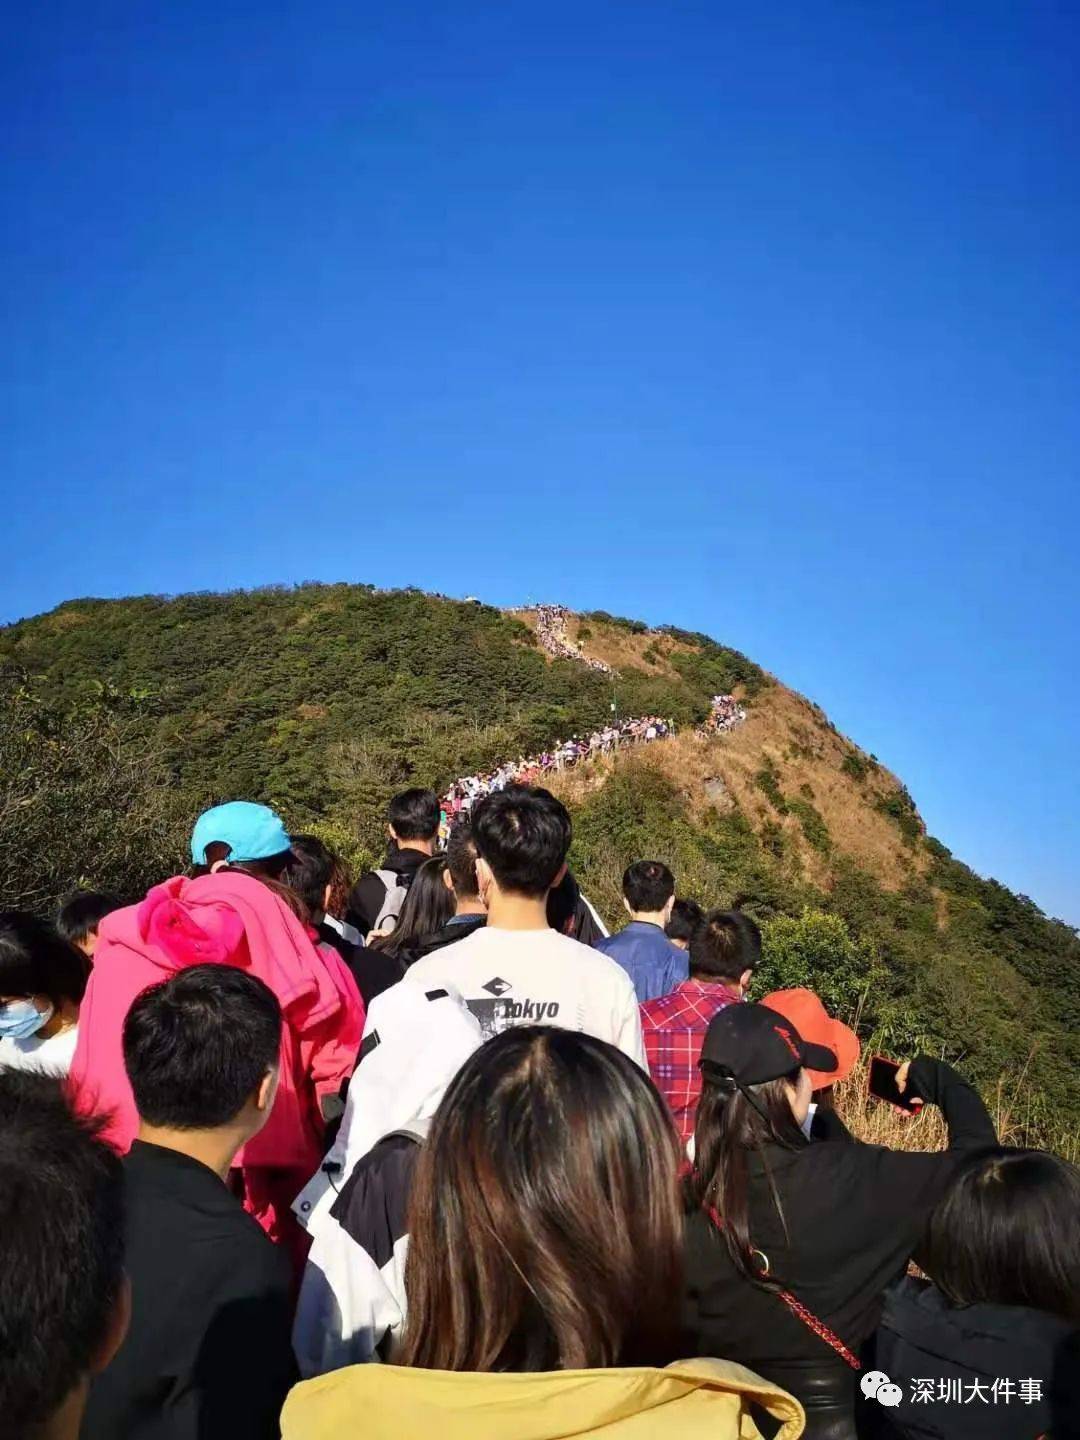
[68,802,365,1263]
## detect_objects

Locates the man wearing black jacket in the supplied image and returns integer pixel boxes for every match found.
[82,966,297,1440]
[346,789,440,937]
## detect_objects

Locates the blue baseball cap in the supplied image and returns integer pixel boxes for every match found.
[190,801,292,866]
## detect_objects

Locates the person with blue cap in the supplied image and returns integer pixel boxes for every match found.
[69,799,366,1270]
[190,801,293,872]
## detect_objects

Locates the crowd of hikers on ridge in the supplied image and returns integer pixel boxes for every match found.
[529,602,615,671]
[2,780,1079,1440]
[438,712,677,841]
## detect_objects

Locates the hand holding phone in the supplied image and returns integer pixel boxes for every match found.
[868,1055,924,1115]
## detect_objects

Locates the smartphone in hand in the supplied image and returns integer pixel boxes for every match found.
[868,1055,924,1115]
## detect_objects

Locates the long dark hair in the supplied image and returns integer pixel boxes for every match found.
[198,844,308,922]
[397,1026,683,1372]
[918,1149,1080,1324]
[0,912,89,1010]
[685,1068,808,1287]
[371,855,453,959]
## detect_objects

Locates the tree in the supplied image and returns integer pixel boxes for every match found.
[0,673,189,913]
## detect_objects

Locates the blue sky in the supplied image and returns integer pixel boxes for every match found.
[3,3,1078,923]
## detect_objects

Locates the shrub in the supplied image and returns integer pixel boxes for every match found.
[755,908,880,1019]
[0,672,189,912]
[787,798,831,854]
[876,787,922,845]
[841,750,869,781]
[754,760,787,813]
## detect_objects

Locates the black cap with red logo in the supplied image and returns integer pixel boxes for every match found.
[699,1002,839,1087]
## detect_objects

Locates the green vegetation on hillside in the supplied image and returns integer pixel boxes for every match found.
[0,583,764,867]
[564,755,1080,1152]
[1,581,1077,1151]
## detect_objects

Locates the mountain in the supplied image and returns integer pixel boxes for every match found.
[1,582,1077,1149]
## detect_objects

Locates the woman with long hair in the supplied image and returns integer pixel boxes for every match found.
[368,854,454,964]
[282,1026,803,1438]
[875,1149,1080,1439]
[682,1003,996,1440]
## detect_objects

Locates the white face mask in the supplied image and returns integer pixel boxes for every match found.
[0,997,54,1041]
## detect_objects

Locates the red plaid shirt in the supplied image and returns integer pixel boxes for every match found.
[640,979,743,1144]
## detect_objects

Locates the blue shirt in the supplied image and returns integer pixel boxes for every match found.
[596,920,689,1003]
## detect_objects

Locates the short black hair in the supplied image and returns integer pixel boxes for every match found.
[472,786,572,900]
[388,788,440,842]
[56,890,121,948]
[623,860,675,913]
[0,911,89,1010]
[665,897,703,945]
[0,1071,125,1439]
[688,909,761,982]
[123,965,282,1130]
[445,823,480,900]
[281,833,334,914]
[919,1149,1080,1324]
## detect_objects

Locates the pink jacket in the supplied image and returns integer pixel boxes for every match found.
[68,871,365,1172]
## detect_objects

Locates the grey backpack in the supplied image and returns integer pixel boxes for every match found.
[371,868,410,934]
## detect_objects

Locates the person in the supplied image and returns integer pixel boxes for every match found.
[666,896,703,950]
[292,983,484,1376]
[547,867,609,945]
[281,1027,804,1439]
[874,1149,1080,1440]
[762,988,860,1141]
[346,789,440,937]
[68,801,364,1253]
[403,822,487,962]
[640,909,758,1145]
[283,834,404,1008]
[0,911,88,1076]
[56,889,121,959]
[596,861,688,1002]
[0,1070,128,1440]
[682,1003,997,1439]
[82,965,297,1439]
[368,855,455,967]
[405,786,646,1064]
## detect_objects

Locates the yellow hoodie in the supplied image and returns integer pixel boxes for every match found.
[281,1358,804,1439]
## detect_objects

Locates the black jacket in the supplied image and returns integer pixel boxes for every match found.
[682,1059,995,1417]
[318,920,404,1010]
[873,1276,1080,1440]
[400,912,487,966]
[345,847,428,936]
[81,1142,296,1440]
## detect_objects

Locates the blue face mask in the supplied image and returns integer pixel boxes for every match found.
[0,998,53,1040]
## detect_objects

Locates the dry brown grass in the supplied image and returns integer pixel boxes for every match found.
[563,615,698,679]
[506,607,702,680]
[508,609,928,896]
[551,711,928,899]
[835,1048,1080,1162]
[706,683,928,893]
